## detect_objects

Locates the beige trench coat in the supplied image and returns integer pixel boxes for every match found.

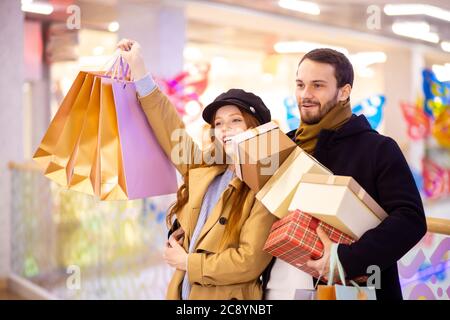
[139,88,277,300]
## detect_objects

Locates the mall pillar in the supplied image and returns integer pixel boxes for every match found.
[117,1,186,79]
[381,48,412,149]
[407,48,426,172]
[0,0,24,282]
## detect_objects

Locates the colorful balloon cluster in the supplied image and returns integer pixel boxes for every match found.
[400,70,450,199]
[154,63,211,124]
[423,69,450,118]
[402,70,450,147]
[400,100,431,141]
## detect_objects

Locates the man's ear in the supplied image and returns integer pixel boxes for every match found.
[338,84,352,102]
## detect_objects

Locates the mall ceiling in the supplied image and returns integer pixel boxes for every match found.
[207,0,450,50]
[23,0,450,55]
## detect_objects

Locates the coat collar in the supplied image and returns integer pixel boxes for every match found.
[187,165,242,207]
[184,165,243,242]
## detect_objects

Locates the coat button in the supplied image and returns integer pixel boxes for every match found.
[219,217,227,225]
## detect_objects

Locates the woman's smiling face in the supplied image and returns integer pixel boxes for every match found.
[213,105,248,156]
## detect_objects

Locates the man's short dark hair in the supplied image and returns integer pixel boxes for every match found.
[298,48,354,88]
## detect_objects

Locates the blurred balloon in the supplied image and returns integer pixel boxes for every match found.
[422,158,449,199]
[283,96,300,131]
[352,94,385,130]
[422,69,450,119]
[155,63,210,124]
[432,109,450,148]
[400,101,431,140]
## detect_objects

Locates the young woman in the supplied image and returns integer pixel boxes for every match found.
[117,39,277,300]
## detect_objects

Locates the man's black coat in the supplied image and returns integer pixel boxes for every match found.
[278,114,427,300]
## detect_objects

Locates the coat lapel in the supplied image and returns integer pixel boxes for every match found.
[186,165,227,237]
[195,176,243,248]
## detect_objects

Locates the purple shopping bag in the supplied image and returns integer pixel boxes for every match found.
[107,79,178,200]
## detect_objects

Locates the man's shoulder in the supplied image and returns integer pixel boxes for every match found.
[344,127,397,146]
[335,129,406,165]
[363,131,400,149]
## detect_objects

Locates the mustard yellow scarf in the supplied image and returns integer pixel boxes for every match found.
[295,99,352,154]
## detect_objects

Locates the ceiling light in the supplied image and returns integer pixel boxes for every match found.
[356,67,375,78]
[274,41,348,55]
[278,0,320,15]
[108,21,120,33]
[392,22,439,43]
[350,52,387,67]
[441,41,450,53]
[384,4,450,23]
[21,0,54,15]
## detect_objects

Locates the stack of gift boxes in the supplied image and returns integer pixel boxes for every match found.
[232,122,388,283]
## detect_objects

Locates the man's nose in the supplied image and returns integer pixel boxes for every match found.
[301,87,314,100]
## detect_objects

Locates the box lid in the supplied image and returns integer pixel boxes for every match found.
[232,122,279,180]
[256,147,332,202]
[299,173,388,221]
[231,121,279,145]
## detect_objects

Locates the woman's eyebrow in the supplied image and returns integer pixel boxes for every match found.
[216,113,242,119]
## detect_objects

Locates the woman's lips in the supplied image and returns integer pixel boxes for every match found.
[223,137,233,144]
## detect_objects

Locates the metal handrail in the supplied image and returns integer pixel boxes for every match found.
[426,217,450,236]
[8,161,42,172]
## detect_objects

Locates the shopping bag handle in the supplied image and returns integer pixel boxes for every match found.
[100,49,121,73]
[327,243,347,286]
[102,52,130,81]
[109,56,130,81]
[323,243,371,299]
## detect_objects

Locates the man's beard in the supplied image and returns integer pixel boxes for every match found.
[299,91,339,125]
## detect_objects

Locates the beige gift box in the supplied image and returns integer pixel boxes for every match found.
[289,173,388,239]
[256,147,332,219]
[232,121,297,193]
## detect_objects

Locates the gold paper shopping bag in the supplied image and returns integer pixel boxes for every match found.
[98,79,128,200]
[33,72,88,170]
[68,76,102,196]
[44,73,96,186]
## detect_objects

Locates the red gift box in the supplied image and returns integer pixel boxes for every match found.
[263,209,355,282]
